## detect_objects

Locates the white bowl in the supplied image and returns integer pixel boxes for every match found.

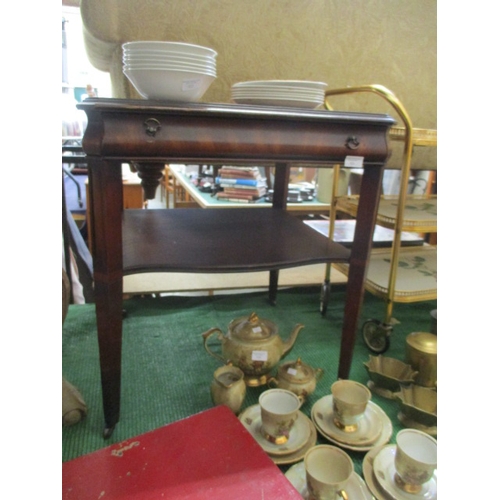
[123,55,217,68]
[123,67,216,101]
[124,62,216,76]
[122,41,217,57]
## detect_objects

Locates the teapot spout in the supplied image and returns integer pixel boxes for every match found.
[282,323,304,358]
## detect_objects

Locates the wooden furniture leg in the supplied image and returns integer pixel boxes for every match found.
[88,159,124,437]
[338,164,384,380]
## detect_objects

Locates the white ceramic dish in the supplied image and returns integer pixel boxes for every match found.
[270,417,317,466]
[122,41,217,57]
[238,404,311,456]
[122,52,217,64]
[362,445,393,500]
[285,461,374,499]
[311,394,383,446]
[123,58,216,69]
[232,79,327,90]
[372,445,437,500]
[231,91,324,100]
[123,63,216,75]
[231,97,323,109]
[123,68,215,101]
[312,396,393,452]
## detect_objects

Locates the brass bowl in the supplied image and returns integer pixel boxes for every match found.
[396,384,437,429]
[363,355,418,396]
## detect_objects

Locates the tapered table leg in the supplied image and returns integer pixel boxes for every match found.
[338,165,384,380]
[88,159,124,437]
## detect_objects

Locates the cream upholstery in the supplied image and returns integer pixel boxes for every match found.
[80,0,436,169]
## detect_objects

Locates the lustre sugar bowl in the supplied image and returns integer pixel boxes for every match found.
[267,357,323,401]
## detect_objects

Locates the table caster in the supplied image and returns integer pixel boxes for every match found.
[103,425,116,439]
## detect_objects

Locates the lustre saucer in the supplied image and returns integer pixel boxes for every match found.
[312,395,384,446]
[373,445,437,500]
[285,460,374,499]
[239,404,310,456]
[271,416,317,465]
[312,402,392,452]
[363,445,393,500]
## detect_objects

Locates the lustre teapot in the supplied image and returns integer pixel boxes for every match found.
[202,312,304,387]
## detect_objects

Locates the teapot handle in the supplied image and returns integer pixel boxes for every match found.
[202,327,226,363]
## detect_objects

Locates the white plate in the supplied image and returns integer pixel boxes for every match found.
[285,461,374,499]
[362,445,393,500]
[231,97,323,109]
[312,395,384,446]
[231,87,325,97]
[271,417,317,466]
[238,404,312,456]
[372,445,437,500]
[232,80,327,90]
[312,400,392,452]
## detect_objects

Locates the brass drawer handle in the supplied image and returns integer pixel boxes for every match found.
[143,118,161,137]
[346,136,360,150]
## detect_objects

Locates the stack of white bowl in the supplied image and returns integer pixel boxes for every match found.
[230,80,327,108]
[122,41,217,101]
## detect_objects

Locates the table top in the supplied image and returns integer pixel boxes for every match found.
[77,98,395,165]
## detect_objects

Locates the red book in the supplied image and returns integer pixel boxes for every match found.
[62,406,302,499]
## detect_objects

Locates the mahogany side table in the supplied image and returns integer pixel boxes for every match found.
[77,98,395,436]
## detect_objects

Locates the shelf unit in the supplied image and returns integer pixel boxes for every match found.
[319,85,437,353]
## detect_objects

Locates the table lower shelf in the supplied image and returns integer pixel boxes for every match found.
[122,208,351,274]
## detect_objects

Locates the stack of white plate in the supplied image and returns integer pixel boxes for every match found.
[122,41,217,101]
[231,80,327,108]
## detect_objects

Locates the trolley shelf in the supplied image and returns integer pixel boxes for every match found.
[332,245,437,303]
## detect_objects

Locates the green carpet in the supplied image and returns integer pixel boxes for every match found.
[62,285,436,475]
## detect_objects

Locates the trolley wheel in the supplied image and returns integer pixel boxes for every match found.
[362,319,391,354]
[320,281,330,316]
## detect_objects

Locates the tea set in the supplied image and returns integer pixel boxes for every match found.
[202,313,437,499]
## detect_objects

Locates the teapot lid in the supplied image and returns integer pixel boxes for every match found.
[229,312,277,341]
[278,358,314,382]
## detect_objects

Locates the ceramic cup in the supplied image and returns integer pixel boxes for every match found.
[304,445,353,500]
[331,380,371,432]
[259,388,301,445]
[394,429,437,494]
[210,364,246,414]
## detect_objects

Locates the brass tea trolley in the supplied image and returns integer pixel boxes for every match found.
[319,85,437,353]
